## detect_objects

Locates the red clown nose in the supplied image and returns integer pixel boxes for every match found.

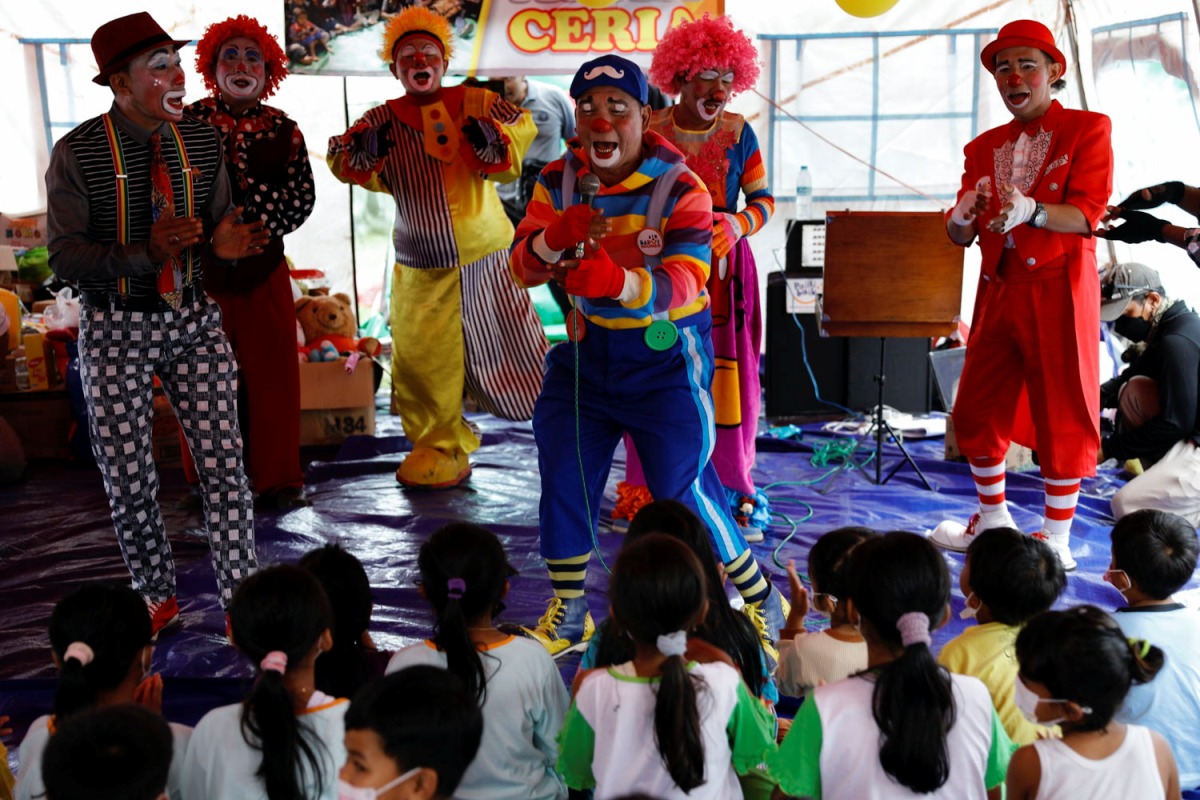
[711,91,727,102]
[590,118,613,133]
[1006,73,1023,88]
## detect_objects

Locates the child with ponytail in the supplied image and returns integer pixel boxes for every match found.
[15,582,189,800]
[180,565,345,800]
[770,531,1014,799]
[386,523,569,800]
[1007,605,1180,800]
[559,533,776,799]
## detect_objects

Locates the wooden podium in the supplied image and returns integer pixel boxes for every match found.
[815,211,964,489]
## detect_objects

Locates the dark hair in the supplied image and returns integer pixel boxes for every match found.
[299,543,376,698]
[965,527,1066,625]
[48,582,152,721]
[593,500,764,696]
[609,533,708,793]
[42,704,173,800]
[417,523,514,705]
[1111,510,1200,600]
[1016,605,1163,731]
[849,531,954,793]
[808,526,877,600]
[229,564,334,800]
[345,666,484,796]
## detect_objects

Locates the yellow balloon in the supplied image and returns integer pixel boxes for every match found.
[835,0,901,17]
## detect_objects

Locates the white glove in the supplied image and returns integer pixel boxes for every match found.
[950,176,992,227]
[995,183,1037,234]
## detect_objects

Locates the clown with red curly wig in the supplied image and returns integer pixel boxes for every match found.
[615,15,776,539]
[328,6,546,490]
[180,15,317,510]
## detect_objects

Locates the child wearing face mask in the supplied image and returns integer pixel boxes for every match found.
[775,527,875,698]
[15,583,191,800]
[1008,605,1180,799]
[1105,510,1200,790]
[339,666,484,800]
[937,527,1066,745]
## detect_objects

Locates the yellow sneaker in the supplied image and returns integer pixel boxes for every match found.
[742,585,790,669]
[521,596,595,659]
[396,446,471,489]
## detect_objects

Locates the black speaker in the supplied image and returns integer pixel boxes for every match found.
[764,270,847,417]
[845,338,933,414]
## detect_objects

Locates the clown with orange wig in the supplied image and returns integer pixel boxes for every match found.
[614,15,775,537]
[327,7,544,490]
[184,15,316,508]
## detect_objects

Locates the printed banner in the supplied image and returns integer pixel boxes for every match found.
[287,0,724,77]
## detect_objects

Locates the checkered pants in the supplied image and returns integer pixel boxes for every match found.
[79,296,256,607]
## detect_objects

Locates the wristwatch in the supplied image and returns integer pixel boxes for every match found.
[1030,202,1048,229]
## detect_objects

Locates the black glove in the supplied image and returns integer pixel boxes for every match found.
[461,115,497,152]
[1101,210,1168,244]
[1117,181,1185,210]
[352,120,393,160]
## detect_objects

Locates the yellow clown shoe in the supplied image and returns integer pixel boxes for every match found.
[395,446,471,489]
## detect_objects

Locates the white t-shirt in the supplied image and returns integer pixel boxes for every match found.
[178,693,348,800]
[386,635,569,800]
[15,713,192,800]
[1031,724,1165,799]
[776,630,867,697]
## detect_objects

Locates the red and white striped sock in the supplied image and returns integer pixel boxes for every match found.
[969,456,1012,526]
[1042,477,1081,538]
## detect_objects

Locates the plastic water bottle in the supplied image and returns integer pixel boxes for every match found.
[795,165,813,220]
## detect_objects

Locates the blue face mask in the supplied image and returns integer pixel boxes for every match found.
[337,767,420,800]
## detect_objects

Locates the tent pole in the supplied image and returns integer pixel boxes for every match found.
[343,76,362,329]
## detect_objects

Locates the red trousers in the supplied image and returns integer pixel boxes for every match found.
[182,263,302,493]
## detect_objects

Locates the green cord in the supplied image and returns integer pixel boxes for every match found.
[571,314,611,574]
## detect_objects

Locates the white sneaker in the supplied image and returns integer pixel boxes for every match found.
[929,511,1015,552]
[1033,531,1077,572]
[740,524,764,543]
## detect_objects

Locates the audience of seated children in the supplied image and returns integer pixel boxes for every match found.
[579,500,773,703]
[41,704,174,800]
[559,533,777,799]
[776,527,874,697]
[15,583,190,800]
[769,531,1015,800]
[301,543,393,700]
[180,565,346,800]
[1007,605,1180,800]
[340,666,484,800]
[386,523,569,800]
[938,527,1067,745]
[1105,509,1200,789]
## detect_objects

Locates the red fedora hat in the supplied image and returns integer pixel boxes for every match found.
[980,20,1066,75]
[91,12,190,86]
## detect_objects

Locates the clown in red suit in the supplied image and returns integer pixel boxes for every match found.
[930,20,1113,571]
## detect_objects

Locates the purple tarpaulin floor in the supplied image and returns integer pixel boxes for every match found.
[4,405,1199,785]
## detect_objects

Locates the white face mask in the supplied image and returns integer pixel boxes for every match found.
[959,592,980,620]
[1013,676,1089,726]
[337,767,420,800]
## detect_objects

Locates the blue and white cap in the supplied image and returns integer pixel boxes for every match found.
[569,54,648,105]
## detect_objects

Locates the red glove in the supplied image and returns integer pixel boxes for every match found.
[543,204,595,252]
[564,247,626,299]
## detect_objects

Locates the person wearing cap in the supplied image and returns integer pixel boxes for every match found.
[1099,263,1200,524]
[45,12,268,632]
[509,53,789,660]
[327,6,544,490]
[181,16,315,511]
[931,20,1114,571]
[610,15,776,541]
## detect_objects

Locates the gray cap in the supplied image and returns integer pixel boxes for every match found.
[1100,262,1164,321]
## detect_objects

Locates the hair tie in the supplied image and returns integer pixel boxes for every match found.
[260,651,288,674]
[63,641,95,666]
[446,578,466,599]
[1129,637,1152,660]
[656,630,688,658]
[896,611,932,647]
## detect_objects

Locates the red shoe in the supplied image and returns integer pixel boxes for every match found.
[146,596,181,639]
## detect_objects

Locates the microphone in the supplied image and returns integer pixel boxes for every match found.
[576,173,601,258]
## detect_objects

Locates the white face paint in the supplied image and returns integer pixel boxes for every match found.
[681,68,734,125]
[120,47,186,129]
[216,36,266,106]
[391,35,445,96]
[576,89,645,179]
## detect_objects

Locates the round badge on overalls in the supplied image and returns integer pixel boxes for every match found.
[637,228,664,256]
[644,319,678,351]
[565,308,587,342]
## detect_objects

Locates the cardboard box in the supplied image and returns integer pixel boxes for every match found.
[0,388,73,459]
[944,416,1035,471]
[23,332,50,391]
[299,358,375,446]
[1,212,47,250]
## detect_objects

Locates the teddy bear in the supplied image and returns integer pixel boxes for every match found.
[295,292,381,364]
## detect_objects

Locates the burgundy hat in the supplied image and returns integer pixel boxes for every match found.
[91,12,190,86]
[980,20,1066,75]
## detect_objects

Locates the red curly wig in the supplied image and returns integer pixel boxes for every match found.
[648,15,760,98]
[195,15,289,100]
[380,7,454,64]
